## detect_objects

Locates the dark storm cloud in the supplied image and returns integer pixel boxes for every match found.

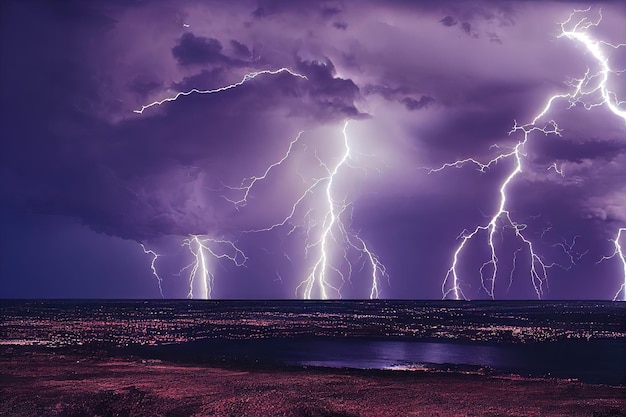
[440,16,458,27]
[363,85,435,112]
[172,33,247,67]
[487,32,502,44]
[129,78,163,98]
[320,2,344,17]
[461,21,472,35]
[1,5,362,241]
[0,0,369,242]
[230,40,252,58]
[252,0,345,19]
[401,96,435,111]
[293,58,364,119]
[87,64,362,238]
[440,15,479,38]
[171,67,227,91]
[534,137,626,164]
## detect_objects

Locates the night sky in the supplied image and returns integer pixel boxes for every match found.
[1,0,625,300]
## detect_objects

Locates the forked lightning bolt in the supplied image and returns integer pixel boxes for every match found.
[236,121,387,299]
[434,8,626,300]
[136,68,306,298]
[297,121,386,299]
[223,131,306,208]
[136,68,384,298]
[554,8,626,121]
[180,236,247,299]
[438,121,562,300]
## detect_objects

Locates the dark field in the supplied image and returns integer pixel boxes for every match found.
[1,349,625,417]
[1,300,625,416]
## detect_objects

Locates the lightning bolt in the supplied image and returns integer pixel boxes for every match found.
[435,8,625,300]
[438,121,562,300]
[298,121,354,298]
[548,163,564,177]
[133,68,307,114]
[597,228,626,301]
[135,68,307,298]
[140,244,164,298]
[552,236,589,268]
[296,121,387,299]
[222,131,306,208]
[236,121,387,299]
[180,236,247,299]
[554,8,626,121]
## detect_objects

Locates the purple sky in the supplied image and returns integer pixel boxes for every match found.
[1,0,625,299]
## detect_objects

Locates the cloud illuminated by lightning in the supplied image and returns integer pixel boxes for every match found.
[235,121,387,299]
[136,67,384,298]
[136,68,306,298]
[434,8,626,300]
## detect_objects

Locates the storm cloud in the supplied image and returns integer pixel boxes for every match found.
[1,0,625,299]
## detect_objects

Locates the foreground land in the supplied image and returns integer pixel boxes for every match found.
[1,349,624,417]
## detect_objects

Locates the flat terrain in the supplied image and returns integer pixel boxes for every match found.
[1,349,624,417]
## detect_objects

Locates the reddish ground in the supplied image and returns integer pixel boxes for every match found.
[1,350,624,417]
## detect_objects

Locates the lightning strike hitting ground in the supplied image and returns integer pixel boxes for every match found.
[133,68,308,114]
[296,121,386,299]
[436,8,626,300]
[597,228,626,301]
[439,121,562,300]
[611,229,626,302]
[140,244,164,298]
[238,121,387,299]
[136,68,306,298]
[136,68,385,298]
[180,236,247,299]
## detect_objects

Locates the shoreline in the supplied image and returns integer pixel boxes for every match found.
[4,340,624,387]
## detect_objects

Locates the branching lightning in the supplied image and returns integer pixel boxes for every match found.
[222,131,306,208]
[140,244,164,298]
[180,236,247,299]
[552,236,588,267]
[435,8,626,300]
[134,8,623,300]
[234,121,388,299]
[296,121,386,299]
[136,67,385,298]
[135,68,307,298]
[133,68,307,114]
[438,121,562,300]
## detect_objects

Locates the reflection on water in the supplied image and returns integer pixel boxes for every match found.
[283,340,508,369]
[269,339,624,385]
